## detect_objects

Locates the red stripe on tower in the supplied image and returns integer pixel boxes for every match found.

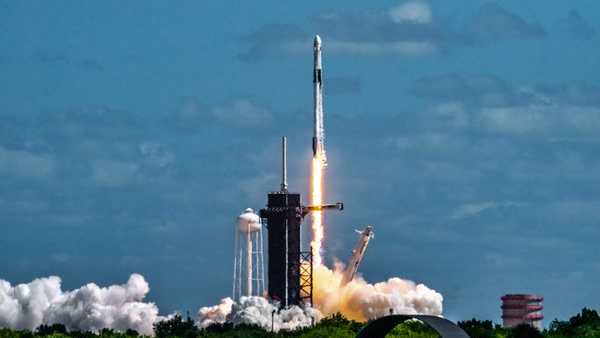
[501,294,544,331]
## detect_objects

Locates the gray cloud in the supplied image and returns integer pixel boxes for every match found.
[478,105,600,136]
[241,2,463,59]
[38,106,146,142]
[468,2,545,39]
[535,81,600,107]
[413,74,519,106]
[171,96,276,130]
[0,146,55,180]
[561,11,596,40]
[450,201,525,220]
[241,2,549,60]
[413,74,600,108]
[33,51,105,72]
[91,160,139,188]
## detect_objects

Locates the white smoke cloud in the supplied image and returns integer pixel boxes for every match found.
[312,264,442,321]
[197,297,234,328]
[198,296,320,332]
[0,274,160,335]
[0,261,442,334]
[197,264,443,330]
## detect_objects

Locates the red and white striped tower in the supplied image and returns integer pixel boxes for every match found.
[501,294,544,330]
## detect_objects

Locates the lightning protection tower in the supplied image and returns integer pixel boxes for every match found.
[232,208,266,299]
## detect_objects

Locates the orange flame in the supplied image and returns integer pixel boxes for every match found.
[311,155,326,266]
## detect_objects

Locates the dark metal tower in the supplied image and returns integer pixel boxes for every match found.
[260,137,342,308]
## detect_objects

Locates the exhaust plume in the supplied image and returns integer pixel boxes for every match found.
[197,296,320,331]
[197,264,442,330]
[0,274,160,335]
[312,264,443,321]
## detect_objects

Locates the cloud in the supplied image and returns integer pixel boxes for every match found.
[468,3,545,39]
[39,107,146,142]
[478,105,600,136]
[242,2,550,60]
[33,51,105,72]
[389,1,432,24]
[413,74,520,106]
[420,102,470,129]
[450,202,498,220]
[535,81,600,107]
[237,172,278,202]
[560,11,596,40]
[173,96,207,122]
[451,201,524,220]
[414,74,600,108]
[0,146,55,180]
[212,98,275,127]
[241,2,460,59]
[140,143,175,171]
[92,160,139,187]
[385,133,466,154]
[171,96,276,130]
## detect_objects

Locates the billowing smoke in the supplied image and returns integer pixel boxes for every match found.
[197,297,234,328]
[198,296,321,332]
[312,263,442,321]
[0,274,160,335]
[197,264,442,330]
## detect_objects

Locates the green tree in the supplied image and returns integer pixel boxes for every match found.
[154,315,199,338]
[507,324,542,338]
[35,324,67,336]
[458,318,507,338]
[0,328,20,338]
[548,308,600,338]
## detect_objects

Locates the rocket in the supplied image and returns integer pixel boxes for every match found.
[312,35,326,161]
[339,226,373,287]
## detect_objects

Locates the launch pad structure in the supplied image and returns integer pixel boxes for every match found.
[259,35,343,308]
[260,137,343,308]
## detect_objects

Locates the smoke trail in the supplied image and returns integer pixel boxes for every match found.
[0,274,160,335]
[197,296,320,332]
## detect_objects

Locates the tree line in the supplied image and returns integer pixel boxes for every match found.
[1,308,599,338]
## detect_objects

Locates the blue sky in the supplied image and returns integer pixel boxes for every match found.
[1,0,600,325]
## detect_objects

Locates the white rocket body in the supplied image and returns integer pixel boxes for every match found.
[312,35,326,162]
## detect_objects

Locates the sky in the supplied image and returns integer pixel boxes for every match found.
[1,0,600,326]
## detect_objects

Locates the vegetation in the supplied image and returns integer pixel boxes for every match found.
[0,308,599,338]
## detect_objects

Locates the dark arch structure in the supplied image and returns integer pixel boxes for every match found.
[355,315,471,338]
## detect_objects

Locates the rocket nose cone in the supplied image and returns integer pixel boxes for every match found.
[314,35,321,46]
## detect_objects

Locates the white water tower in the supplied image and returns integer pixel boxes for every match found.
[232,208,265,299]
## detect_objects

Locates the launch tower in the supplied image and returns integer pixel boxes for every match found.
[260,137,342,307]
